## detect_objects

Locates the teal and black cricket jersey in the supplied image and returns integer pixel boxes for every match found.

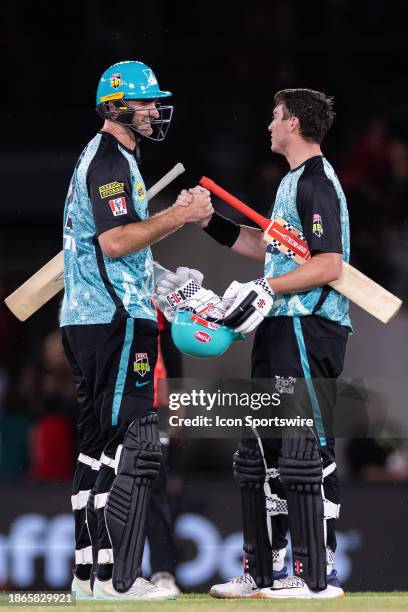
[264,155,351,329]
[60,131,156,326]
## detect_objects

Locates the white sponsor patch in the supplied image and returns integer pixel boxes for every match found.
[109,197,127,217]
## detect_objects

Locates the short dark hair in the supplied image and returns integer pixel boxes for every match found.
[274,88,335,144]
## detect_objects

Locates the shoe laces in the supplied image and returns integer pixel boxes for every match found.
[275,576,306,588]
[230,574,256,585]
[128,577,157,594]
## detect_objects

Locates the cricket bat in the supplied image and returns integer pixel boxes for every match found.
[5,163,186,321]
[199,176,402,324]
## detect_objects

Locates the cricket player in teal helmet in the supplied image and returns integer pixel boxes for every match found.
[60,60,212,601]
[96,60,173,141]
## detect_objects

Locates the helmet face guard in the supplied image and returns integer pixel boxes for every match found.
[96,60,173,141]
[96,98,173,141]
[171,309,244,359]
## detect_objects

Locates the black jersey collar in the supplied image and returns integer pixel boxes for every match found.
[290,155,324,173]
[99,130,136,155]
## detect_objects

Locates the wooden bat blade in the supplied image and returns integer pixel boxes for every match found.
[262,218,402,323]
[5,252,64,321]
[202,176,403,324]
[330,263,403,324]
[5,162,186,321]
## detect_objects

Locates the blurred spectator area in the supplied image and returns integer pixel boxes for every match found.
[0,328,77,481]
[1,1,408,481]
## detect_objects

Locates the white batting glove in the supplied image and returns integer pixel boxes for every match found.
[153,262,173,287]
[222,278,274,333]
[155,265,204,295]
[156,266,224,322]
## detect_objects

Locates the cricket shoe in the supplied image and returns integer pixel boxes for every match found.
[259,570,344,600]
[150,572,181,597]
[71,574,93,599]
[93,576,178,600]
[210,567,288,599]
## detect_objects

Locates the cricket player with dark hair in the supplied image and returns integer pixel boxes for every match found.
[60,60,213,600]
[157,88,350,599]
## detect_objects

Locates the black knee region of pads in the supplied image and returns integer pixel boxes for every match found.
[233,438,272,588]
[279,433,327,591]
[72,461,99,580]
[105,413,162,593]
[86,488,98,567]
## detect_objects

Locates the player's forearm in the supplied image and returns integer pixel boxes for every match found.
[100,208,184,257]
[231,225,267,261]
[266,253,342,294]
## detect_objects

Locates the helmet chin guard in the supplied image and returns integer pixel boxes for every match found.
[171,309,245,359]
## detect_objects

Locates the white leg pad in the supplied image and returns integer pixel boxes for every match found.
[75,546,93,565]
[78,453,101,471]
[323,462,337,479]
[324,499,341,520]
[98,548,114,564]
[100,445,123,473]
[94,492,109,510]
[71,489,91,511]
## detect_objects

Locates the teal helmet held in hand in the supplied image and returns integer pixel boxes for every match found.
[171,310,245,359]
[96,60,173,141]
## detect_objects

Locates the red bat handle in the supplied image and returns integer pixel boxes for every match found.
[199,176,270,231]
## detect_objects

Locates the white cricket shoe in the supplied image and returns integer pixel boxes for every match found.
[210,573,260,599]
[93,576,178,600]
[260,571,344,600]
[150,572,181,597]
[71,575,93,599]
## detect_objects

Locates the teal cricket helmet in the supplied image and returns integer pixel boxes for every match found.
[171,309,245,359]
[96,60,173,141]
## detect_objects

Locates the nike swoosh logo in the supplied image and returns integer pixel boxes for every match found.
[135,380,151,388]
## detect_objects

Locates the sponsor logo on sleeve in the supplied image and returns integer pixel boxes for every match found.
[134,353,151,377]
[99,181,125,198]
[109,197,127,216]
[135,181,146,201]
[312,213,324,238]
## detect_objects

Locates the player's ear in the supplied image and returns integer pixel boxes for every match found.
[108,101,119,118]
[289,116,300,133]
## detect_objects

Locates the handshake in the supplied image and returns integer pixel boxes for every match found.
[172,185,213,227]
[154,264,274,334]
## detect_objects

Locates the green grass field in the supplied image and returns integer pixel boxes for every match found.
[1,593,408,612]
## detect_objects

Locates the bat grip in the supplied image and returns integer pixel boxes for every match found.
[199,176,270,231]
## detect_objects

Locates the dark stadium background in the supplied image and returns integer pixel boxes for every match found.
[0,1,407,592]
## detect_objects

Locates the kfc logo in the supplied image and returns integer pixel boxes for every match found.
[109,197,127,217]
